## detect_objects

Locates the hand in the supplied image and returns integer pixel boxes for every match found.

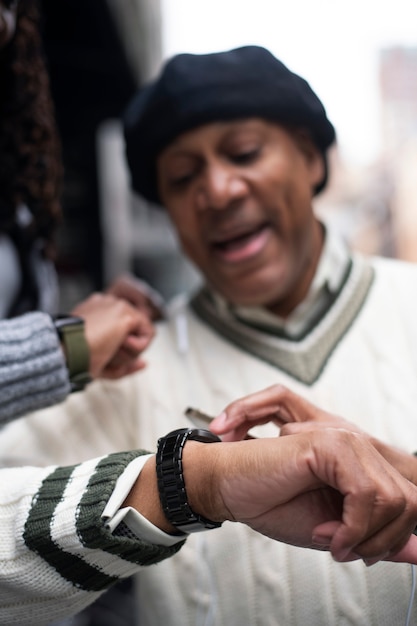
[125,430,417,565]
[210,383,362,441]
[183,431,417,566]
[209,384,417,563]
[106,274,166,321]
[70,292,155,379]
[210,384,417,486]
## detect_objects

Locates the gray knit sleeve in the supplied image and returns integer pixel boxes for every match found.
[0,312,71,425]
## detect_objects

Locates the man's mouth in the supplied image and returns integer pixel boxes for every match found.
[210,224,270,262]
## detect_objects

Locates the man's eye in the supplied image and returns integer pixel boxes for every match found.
[170,173,194,187]
[231,149,260,164]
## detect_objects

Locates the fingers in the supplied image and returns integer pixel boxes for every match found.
[122,333,153,354]
[309,429,417,565]
[210,384,330,440]
[343,488,417,563]
[210,430,417,566]
[70,292,155,379]
[210,384,292,439]
[100,358,147,380]
[209,386,417,564]
[211,384,363,442]
[123,314,155,349]
[312,522,417,566]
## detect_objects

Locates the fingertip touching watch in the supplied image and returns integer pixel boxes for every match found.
[52,315,92,392]
[156,427,223,534]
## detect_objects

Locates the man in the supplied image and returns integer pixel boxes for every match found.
[2,45,417,624]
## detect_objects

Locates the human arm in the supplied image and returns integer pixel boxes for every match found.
[4,428,417,625]
[0,312,71,424]
[125,428,417,566]
[0,294,155,425]
[0,450,184,626]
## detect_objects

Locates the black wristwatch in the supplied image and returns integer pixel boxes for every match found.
[156,428,223,534]
[53,315,91,392]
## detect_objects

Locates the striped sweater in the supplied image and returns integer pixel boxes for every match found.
[0,451,182,626]
[0,314,183,624]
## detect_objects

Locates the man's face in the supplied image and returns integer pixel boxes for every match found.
[157,118,325,316]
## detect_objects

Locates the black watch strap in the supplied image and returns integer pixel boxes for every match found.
[156,428,222,534]
[53,315,91,392]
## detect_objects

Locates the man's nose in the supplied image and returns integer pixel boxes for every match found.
[196,164,247,211]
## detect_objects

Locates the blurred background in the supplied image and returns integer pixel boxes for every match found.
[38,0,417,309]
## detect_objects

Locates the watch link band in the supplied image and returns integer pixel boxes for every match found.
[156,427,223,534]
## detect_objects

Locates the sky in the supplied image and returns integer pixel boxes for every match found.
[160,0,417,166]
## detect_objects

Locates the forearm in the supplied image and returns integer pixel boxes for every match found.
[123,454,179,534]
[162,433,417,562]
[0,312,70,424]
[0,450,183,626]
[132,437,326,534]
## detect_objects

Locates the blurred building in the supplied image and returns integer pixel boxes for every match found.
[379,46,417,262]
[317,46,417,263]
[40,0,199,310]
[379,46,417,155]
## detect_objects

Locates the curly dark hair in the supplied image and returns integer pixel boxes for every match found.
[0,0,62,259]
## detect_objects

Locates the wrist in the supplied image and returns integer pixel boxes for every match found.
[52,315,91,391]
[372,438,417,484]
[155,428,224,533]
[182,440,226,524]
[123,456,179,535]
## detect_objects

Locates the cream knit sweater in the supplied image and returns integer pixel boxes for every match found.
[2,253,417,625]
[0,450,183,626]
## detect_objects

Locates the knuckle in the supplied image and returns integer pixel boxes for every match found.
[268,383,287,397]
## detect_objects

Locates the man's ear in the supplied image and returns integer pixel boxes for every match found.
[293,129,325,189]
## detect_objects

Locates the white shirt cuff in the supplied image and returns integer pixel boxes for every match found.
[102,453,184,547]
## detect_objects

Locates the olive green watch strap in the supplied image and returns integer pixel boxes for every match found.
[53,316,92,392]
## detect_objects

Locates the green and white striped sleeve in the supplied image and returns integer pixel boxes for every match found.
[0,450,185,626]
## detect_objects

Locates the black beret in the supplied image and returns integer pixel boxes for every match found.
[123,45,336,205]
